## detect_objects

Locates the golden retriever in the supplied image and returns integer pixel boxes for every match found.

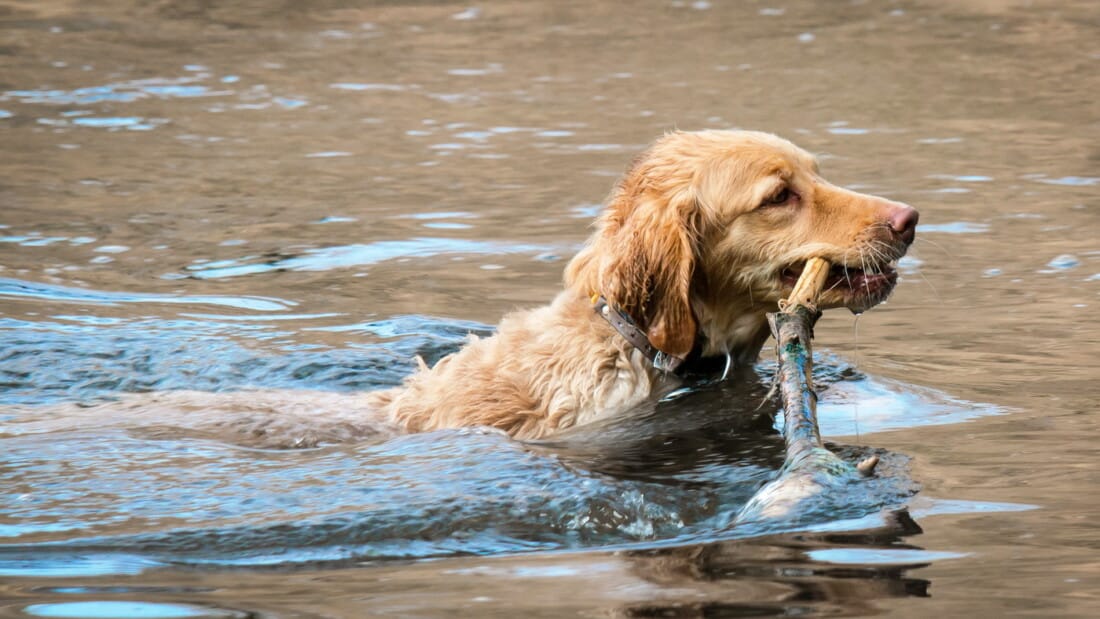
[15,129,915,448]
[366,130,918,440]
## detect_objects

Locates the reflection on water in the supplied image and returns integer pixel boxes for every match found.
[0,277,293,311]
[23,601,246,619]
[183,237,557,279]
[1,0,1098,616]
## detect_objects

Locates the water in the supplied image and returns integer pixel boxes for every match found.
[2,0,1098,616]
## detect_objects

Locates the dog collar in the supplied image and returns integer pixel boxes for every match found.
[592,295,686,373]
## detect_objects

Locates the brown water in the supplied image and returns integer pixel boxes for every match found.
[1,0,1098,617]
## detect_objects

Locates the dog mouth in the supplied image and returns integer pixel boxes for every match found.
[780,261,899,311]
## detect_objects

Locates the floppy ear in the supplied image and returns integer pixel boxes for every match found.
[566,177,700,359]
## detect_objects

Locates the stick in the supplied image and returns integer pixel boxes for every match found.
[732,258,877,525]
[773,257,830,460]
[780,256,830,314]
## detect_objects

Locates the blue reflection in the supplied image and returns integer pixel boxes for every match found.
[0,277,294,311]
[25,601,234,618]
[185,238,551,279]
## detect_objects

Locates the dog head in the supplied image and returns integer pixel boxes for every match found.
[566,129,918,360]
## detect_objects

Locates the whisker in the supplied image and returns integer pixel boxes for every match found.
[859,248,871,290]
[843,248,855,288]
[913,269,944,305]
[868,242,892,270]
[914,236,953,258]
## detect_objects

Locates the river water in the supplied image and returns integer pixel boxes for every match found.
[1,0,1097,617]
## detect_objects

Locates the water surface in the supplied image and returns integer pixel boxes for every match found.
[1,0,1097,617]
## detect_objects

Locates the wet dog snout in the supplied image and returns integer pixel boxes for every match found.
[888,203,919,246]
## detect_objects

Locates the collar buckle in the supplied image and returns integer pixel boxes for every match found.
[593,295,685,374]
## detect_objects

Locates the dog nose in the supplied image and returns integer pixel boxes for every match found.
[888,203,919,246]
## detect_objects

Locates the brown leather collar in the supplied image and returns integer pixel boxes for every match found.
[592,296,686,373]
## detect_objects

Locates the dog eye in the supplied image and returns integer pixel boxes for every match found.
[761,187,791,207]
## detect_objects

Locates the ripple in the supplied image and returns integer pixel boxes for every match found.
[917,137,963,144]
[0,553,164,578]
[313,215,357,223]
[24,601,244,618]
[447,65,503,76]
[1,74,304,126]
[0,314,471,406]
[452,7,482,20]
[1034,175,1098,186]
[3,77,228,106]
[17,236,69,247]
[575,143,624,152]
[0,277,294,311]
[184,238,553,279]
[912,498,1038,517]
[307,314,492,339]
[329,82,407,92]
[72,117,164,130]
[929,174,993,182]
[1046,254,1079,270]
[422,222,473,230]
[93,245,130,253]
[0,429,761,568]
[920,221,990,234]
[827,127,870,135]
[570,203,603,218]
[897,255,923,273]
[807,548,968,565]
[536,130,574,138]
[808,356,1003,436]
[0,313,956,572]
[398,211,477,220]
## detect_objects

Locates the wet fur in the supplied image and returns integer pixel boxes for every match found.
[23,130,912,447]
[368,130,914,440]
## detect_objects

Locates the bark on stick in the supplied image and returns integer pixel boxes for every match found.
[733,258,878,525]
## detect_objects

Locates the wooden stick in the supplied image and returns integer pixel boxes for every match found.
[733,258,878,525]
[780,258,878,475]
[770,260,829,461]
[780,256,830,312]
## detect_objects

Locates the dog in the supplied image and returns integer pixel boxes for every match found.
[366,129,918,440]
[13,130,916,448]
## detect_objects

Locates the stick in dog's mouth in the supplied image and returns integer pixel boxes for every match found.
[780,257,831,312]
[781,257,899,312]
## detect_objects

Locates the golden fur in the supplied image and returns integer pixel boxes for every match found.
[16,130,916,448]
[367,130,918,440]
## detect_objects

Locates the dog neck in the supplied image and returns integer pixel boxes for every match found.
[576,290,771,377]
[693,304,773,366]
[591,295,688,373]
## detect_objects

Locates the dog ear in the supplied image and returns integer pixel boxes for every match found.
[567,175,700,359]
